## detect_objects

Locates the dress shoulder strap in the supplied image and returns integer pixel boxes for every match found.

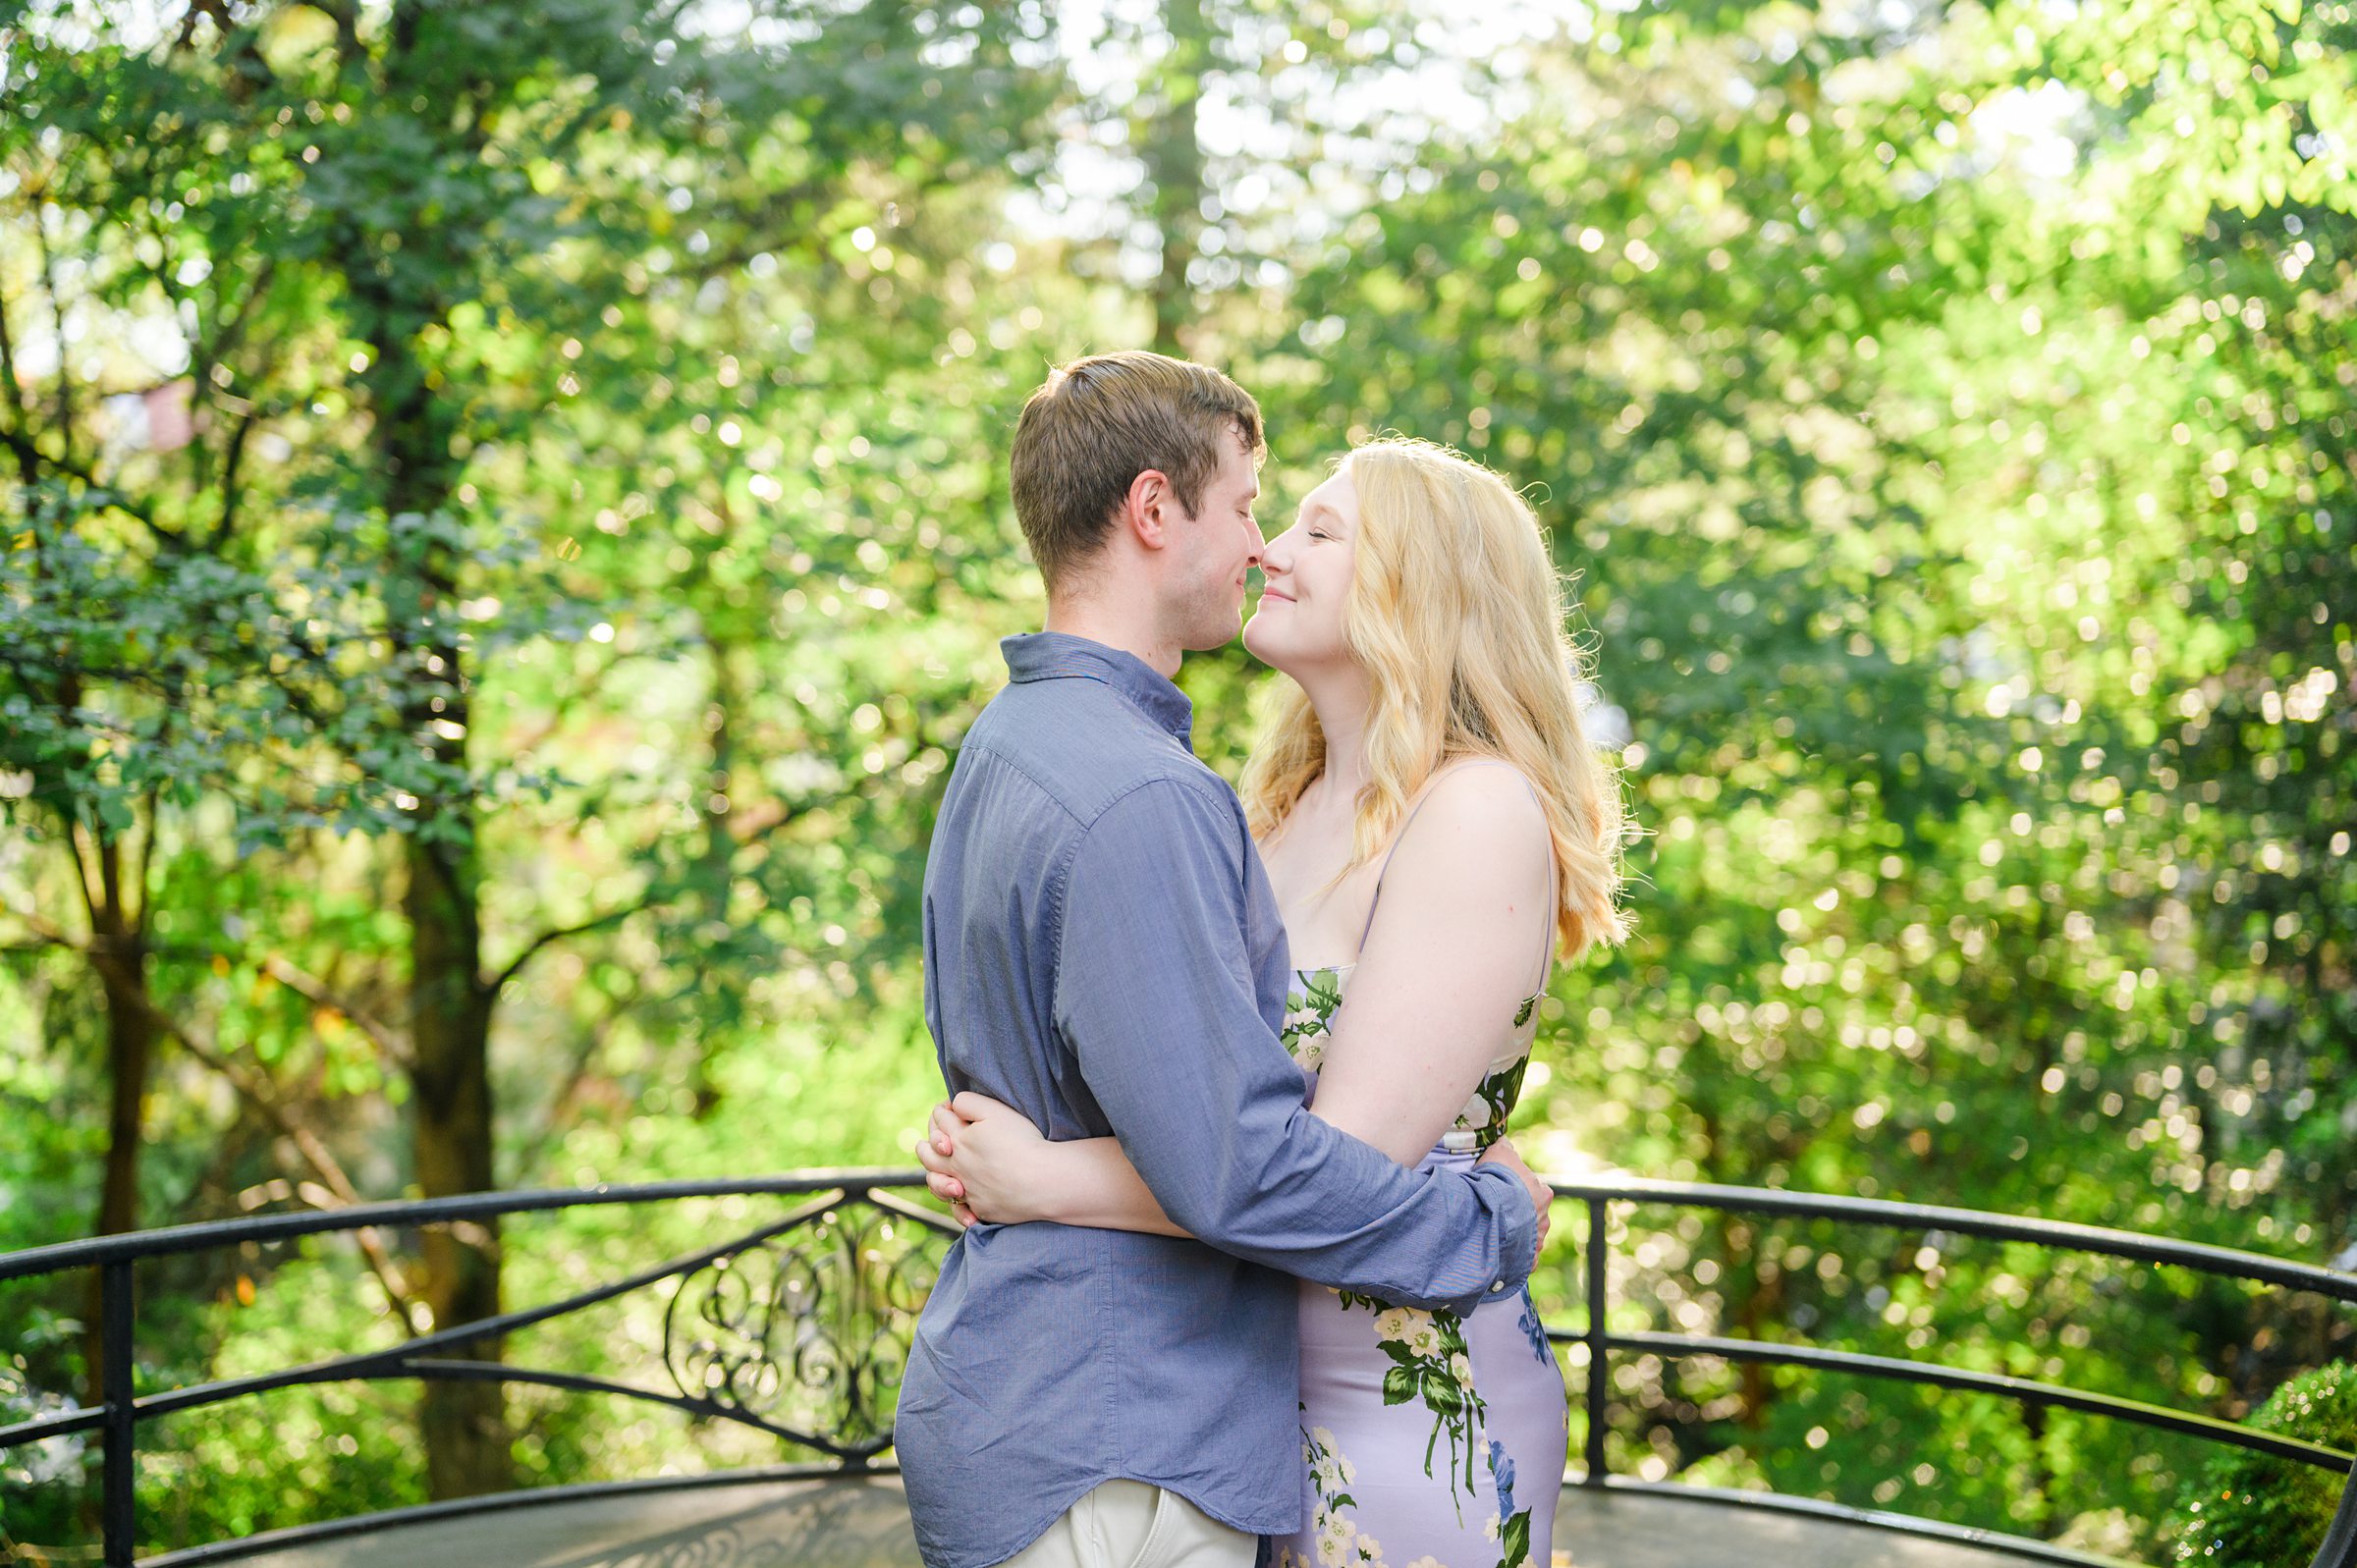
[1529,806,1559,997]
[1356,760,1560,990]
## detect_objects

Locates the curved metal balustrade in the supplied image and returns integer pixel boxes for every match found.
[1,1172,2351,1568]
[1548,1179,2357,1568]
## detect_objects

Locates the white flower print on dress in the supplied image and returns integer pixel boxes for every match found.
[1280,958,1562,1568]
[1303,1425,1389,1568]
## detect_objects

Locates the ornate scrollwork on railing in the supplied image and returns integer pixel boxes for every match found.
[662,1196,953,1451]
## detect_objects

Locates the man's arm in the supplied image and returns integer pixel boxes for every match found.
[1054,779,1538,1312]
[918,1094,1550,1255]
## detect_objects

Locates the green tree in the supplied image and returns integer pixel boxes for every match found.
[4,0,1056,1506]
[1249,0,2352,1543]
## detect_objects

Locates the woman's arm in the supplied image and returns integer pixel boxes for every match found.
[920,764,1555,1232]
[920,1096,1544,1247]
[1301,764,1556,1164]
[920,1095,1186,1236]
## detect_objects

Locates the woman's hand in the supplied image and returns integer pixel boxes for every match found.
[914,1092,1055,1228]
[915,1098,976,1223]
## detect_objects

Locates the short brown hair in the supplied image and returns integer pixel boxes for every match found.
[1008,351,1264,591]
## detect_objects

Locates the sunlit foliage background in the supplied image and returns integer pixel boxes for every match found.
[2,0,2352,1558]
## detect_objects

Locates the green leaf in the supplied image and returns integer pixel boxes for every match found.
[1502,1510,1531,1568]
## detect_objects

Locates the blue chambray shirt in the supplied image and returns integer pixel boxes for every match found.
[897,632,1540,1568]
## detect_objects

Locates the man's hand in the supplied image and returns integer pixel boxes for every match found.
[1478,1135,1552,1256]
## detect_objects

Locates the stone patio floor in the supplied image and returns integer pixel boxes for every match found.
[217,1474,2125,1568]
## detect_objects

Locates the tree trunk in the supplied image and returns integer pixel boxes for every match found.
[406,824,505,1498]
[388,492,509,1499]
[91,945,156,1242]
[359,238,510,1498]
[690,640,739,1118]
[80,866,157,1414]
[1144,0,1208,359]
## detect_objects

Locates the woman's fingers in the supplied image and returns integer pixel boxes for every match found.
[913,1139,964,1198]
[929,1102,961,1155]
[922,1095,1020,1230]
[950,1091,1014,1121]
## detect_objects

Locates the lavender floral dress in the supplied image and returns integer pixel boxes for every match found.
[1272,960,1569,1568]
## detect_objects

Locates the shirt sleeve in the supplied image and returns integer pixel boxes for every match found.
[1052,778,1538,1313]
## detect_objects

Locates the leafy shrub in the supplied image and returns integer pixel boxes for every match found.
[2168,1363,2357,1567]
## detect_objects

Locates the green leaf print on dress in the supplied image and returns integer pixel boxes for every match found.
[1331,1294,1488,1510]
[1285,965,1536,1151]
[1283,967,1347,1069]
[1457,1058,1529,1153]
[1484,1439,1532,1568]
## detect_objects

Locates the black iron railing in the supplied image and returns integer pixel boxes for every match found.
[0,1171,955,1566]
[1,1172,2352,1567]
[1549,1179,2357,1568]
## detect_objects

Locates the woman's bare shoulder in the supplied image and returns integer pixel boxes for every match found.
[1383,759,1550,887]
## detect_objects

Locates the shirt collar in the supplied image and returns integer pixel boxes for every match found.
[1002,631,1195,746]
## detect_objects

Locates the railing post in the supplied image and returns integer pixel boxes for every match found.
[100,1258,136,1567]
[2309,1458,2357,1568]
[1584,1196,1608,1486]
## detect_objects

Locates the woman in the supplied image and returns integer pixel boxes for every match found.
[920,437,1627,1568]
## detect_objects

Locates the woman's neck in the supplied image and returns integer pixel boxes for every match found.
[1299,665,1374,808]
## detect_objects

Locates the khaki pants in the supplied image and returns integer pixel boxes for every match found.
[997,1480,1257,1568]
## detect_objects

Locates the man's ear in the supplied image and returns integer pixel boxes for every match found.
[1120,468,1176,551]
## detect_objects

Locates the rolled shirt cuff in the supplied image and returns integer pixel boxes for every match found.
[1449,1162,1542,1315]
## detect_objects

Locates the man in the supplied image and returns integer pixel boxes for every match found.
[897,351,1547,1568]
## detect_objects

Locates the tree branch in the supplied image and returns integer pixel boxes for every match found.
[479,774,884,994]
[507,977,640,1184]
[16,907,427,1332]
[208,399,260,550]
[259,951,414,1072]
[482,900,654,995]
[6,901,415,1071]
[0,425,168,534]
[31,199,77,461]
[65,814,104,933]
[0,269,40,488]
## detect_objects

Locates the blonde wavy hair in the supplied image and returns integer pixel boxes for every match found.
[1238,437,1628,960]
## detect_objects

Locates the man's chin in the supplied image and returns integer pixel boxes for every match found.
[1184,616,1246,654]
[1177,598,1248,652]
